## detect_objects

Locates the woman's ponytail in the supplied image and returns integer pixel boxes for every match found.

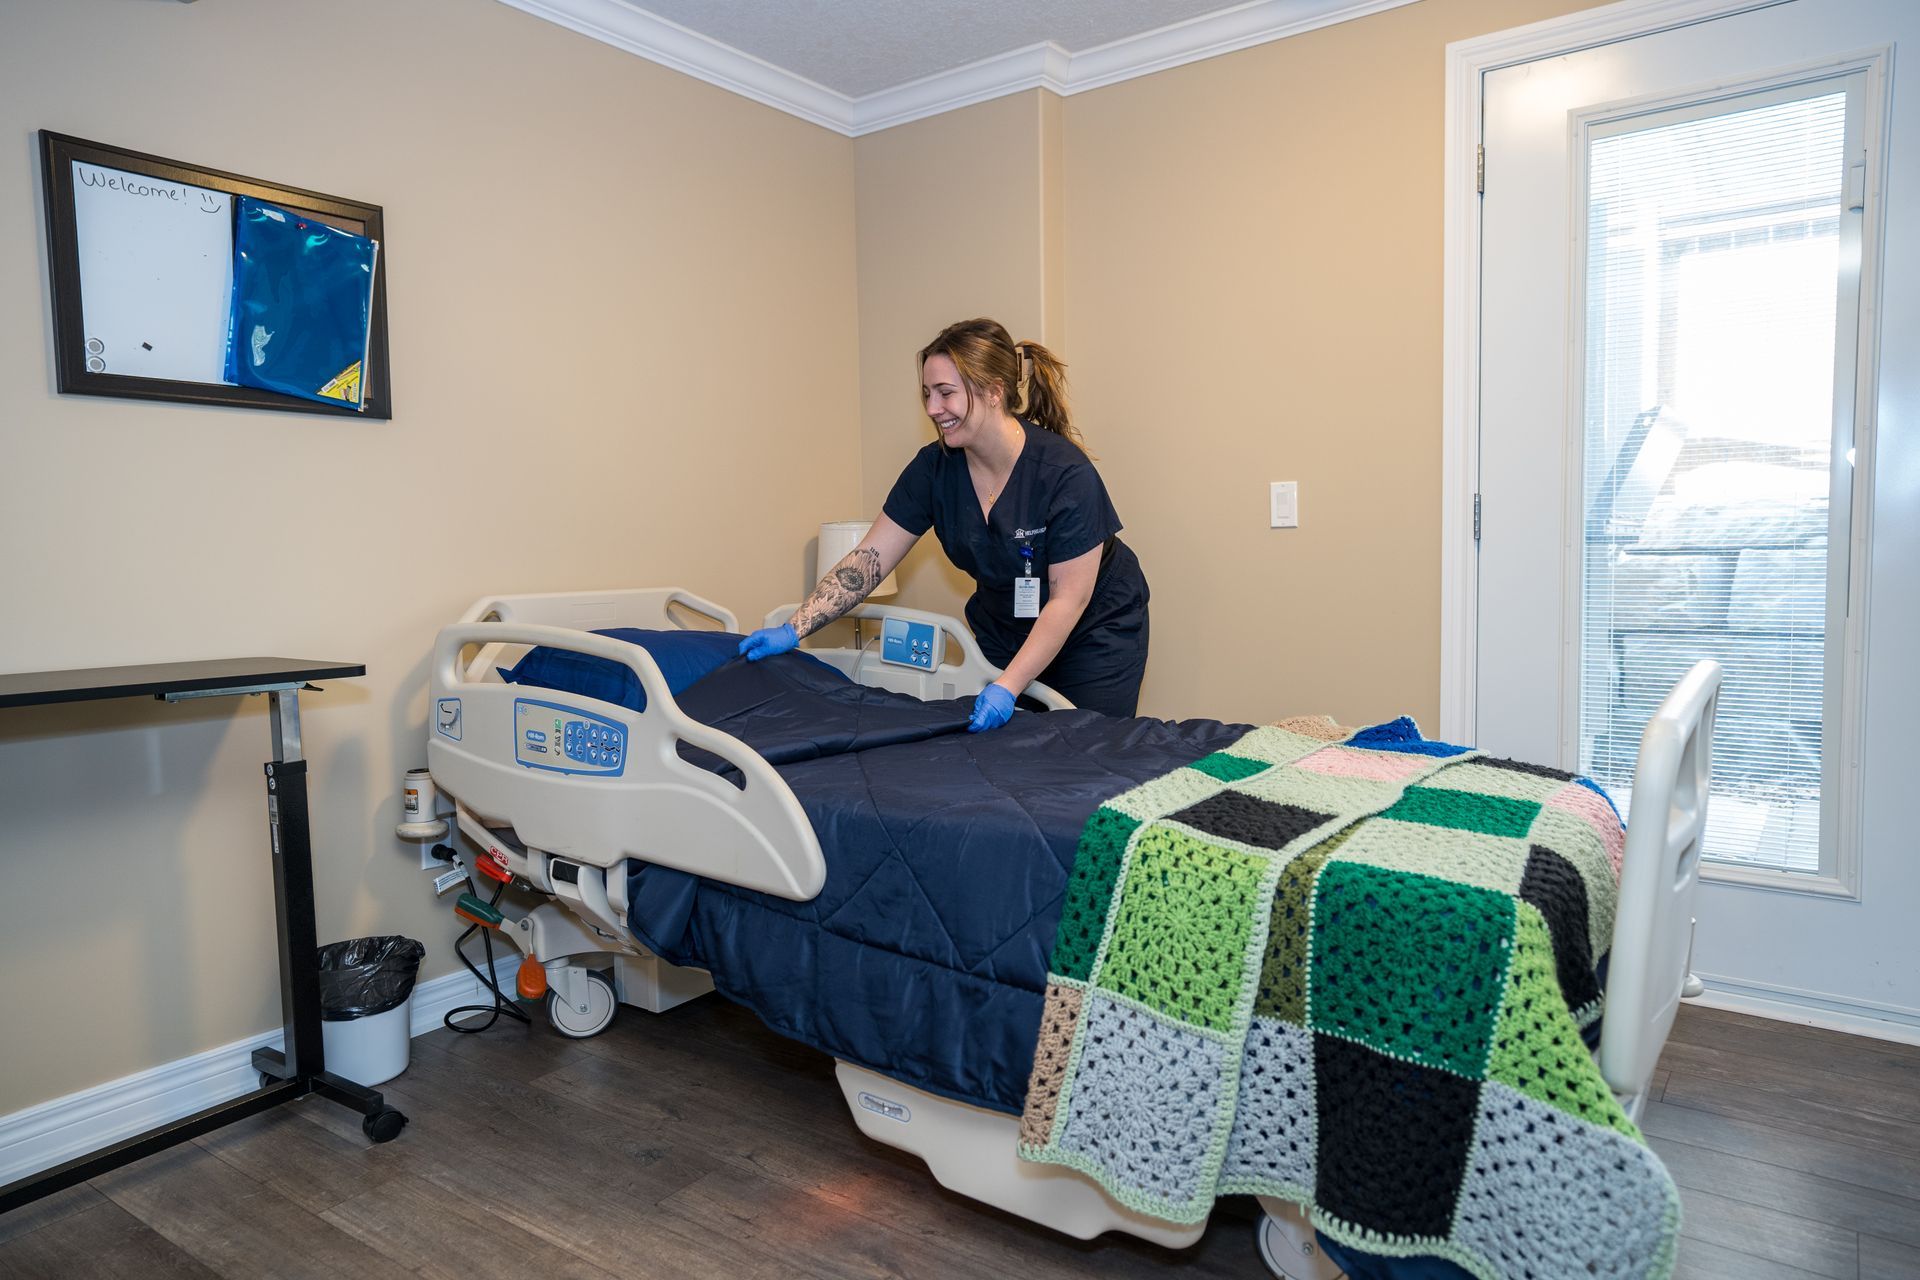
[1016,340,1081,448]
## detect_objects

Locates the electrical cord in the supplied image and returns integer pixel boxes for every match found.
[443,869,531,1034]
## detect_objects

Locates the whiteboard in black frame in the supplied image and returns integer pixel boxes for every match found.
[39,131,392,419]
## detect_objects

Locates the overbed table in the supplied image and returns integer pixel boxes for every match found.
[0,658,406,1215]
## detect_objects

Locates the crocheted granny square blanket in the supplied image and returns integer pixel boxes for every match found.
[1016,718,1680,1280]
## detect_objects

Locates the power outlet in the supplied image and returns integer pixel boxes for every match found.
[1270,481,1299,529]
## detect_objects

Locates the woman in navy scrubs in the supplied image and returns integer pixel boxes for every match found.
[738,318,1151,730]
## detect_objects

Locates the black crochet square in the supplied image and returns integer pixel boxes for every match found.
[1478,755,1575,782]
[1313,1033,1479,1239]
[1518,845,1600,1014]
[1169,791,1333,851]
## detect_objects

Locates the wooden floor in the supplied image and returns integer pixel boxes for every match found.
[3,1000,1917,1279]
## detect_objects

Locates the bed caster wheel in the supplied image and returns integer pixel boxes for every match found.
[547,971,617,1039]
[362,1107,407,1144]
[1256,1204,1345,1280]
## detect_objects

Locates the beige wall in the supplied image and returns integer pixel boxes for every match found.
[1060,0,1606,727]
[851,91,1065,620]
[0,0,857,1114]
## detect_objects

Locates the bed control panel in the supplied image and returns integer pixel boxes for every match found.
[879,617,942,671]
[513,698,627,776]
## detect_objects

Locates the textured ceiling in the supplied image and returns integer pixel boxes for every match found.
[633,0,1245,98]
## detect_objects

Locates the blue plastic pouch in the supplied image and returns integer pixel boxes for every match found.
[225,196,377,409]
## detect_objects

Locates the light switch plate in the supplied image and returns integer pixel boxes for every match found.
[1270,481,1298,528]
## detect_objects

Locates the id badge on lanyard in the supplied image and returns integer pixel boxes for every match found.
[1014,544,1040,619]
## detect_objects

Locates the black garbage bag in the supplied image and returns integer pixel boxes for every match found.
[317,936,426,1021]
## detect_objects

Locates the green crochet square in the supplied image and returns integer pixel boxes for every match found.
[1240,766,1398,818]
[1488,905,1637,1137]
[1378,786,1540,840]
[1190,751,1269,784]
[1052,806,1140,982]
[1253,831,1351,1024]
[1331,821,1532,895]
[1221,726,1333,767]
[1421,761,1568,804]
[1309,860,1516,1077]
[1097,825,1268,1032]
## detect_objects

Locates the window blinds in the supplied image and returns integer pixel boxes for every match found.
[1579,91,1848,875]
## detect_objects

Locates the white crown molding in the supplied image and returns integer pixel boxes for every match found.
[0,958,517,1187]
[1060,0,1420,97]
[496,0,1424,138]
[494,0,855,132]
[848,42,1074,137]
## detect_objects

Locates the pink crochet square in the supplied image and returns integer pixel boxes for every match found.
[1295,746,1431,782]
[1546,783,1626,874]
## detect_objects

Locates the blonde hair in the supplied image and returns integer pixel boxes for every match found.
[919,318,1080,448]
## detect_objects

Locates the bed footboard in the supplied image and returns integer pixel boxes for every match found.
[1598,657,1723,1116]
[428,622,824,901]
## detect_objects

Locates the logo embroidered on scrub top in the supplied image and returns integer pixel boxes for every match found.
[1014,526,1048,539]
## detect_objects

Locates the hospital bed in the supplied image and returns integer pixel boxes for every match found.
[423,586,1719,1276]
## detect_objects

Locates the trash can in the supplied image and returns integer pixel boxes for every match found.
[318,936,425,1087]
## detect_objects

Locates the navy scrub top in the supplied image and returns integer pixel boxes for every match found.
[881,422,1150,675]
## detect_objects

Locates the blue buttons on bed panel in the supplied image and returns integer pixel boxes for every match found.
[880,617,939,671]
[563,719,625,767]
[513,698,626,776]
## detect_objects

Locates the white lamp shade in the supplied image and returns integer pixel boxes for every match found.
[818,520,897,598]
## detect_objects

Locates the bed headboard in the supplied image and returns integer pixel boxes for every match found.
[456,587,737,685]
[461,586,736,632]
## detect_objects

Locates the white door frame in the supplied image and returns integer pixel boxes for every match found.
[1437,0,1793,745]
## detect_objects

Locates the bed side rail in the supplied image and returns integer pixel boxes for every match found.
[428,622,824,901]
[764,602,1073,710]
[1598,658,1723,1115]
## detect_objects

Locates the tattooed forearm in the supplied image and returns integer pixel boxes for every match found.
[791,546,884,639]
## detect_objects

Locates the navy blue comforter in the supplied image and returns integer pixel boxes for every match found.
[622,653,1251,1113]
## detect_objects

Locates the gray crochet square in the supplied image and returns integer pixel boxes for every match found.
[1221,1016,1317,1189]
[1057,994,1225,1206]
[1453,1082,1678,1280]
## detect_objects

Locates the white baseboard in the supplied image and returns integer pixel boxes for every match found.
[0,957,519,1187]
[408,955,525,1038]
[1691,973,1920,1047]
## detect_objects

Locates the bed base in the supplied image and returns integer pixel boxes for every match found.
[834,1061,1205,1248]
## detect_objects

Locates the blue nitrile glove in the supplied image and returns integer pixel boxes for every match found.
[738,623,799,662]
[968,683,1016,733]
